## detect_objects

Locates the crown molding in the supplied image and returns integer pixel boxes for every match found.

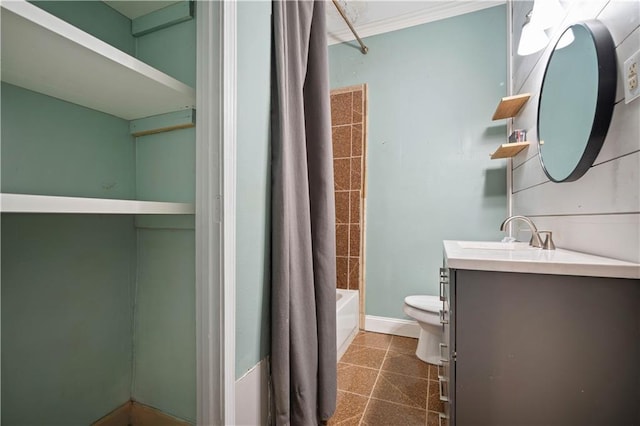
[327,1,505,45]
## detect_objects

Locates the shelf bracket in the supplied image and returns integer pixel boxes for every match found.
[130,109,195,137]
[132,0,194,37]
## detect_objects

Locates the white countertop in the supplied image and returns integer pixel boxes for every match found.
[443,240,640,279]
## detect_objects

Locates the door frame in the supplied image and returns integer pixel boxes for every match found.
[196,1,237,424]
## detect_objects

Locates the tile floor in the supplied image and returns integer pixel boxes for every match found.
[329,331,444,426]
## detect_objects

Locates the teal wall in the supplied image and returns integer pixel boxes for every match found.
[135,17,196,88]
[1,215,136,425]
[1,80,137,424]
[135,127,196,203]
[131,9,196,423]
[1,1,196,423]
[32,0,134,55]
[235,1,272,379]
[1,83,135,199]
[329,5,508,319]
[132,229,196,421]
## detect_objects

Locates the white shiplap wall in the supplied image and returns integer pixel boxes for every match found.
[510,0,640,263]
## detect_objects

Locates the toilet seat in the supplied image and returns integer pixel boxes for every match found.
[404,295,441,313]
[403,294,444,364]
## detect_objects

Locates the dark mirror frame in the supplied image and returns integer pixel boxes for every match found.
[537,20,617,183]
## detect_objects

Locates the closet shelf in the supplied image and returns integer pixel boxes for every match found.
[0,193,195,215]
[1,0,195,121]
[490,142,529,159]
[492,94,531,120]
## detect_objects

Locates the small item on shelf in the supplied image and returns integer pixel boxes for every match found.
[509,129,527,143]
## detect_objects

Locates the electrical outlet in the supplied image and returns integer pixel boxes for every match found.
[624,49,640,104]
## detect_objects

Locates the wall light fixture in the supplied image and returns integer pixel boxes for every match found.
[517,11,549,56]
[517,0,568,56]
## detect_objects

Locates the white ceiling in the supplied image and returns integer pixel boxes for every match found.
[326,1,505,45]
[102,0,504,46]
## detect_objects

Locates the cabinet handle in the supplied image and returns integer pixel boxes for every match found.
[439,309,449,325]
[439,343,448,362]
[439,412,449,426]
[439,268,448,301]
[437,360,448,380]
[438,377,449,402]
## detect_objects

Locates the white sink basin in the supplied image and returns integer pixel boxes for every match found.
[456,241,534,250]
[444,240,640,279]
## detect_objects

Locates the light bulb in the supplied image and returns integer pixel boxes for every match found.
[530,0,564,30]
[518,20,550,56]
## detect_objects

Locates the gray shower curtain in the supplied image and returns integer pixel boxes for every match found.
[270,0,337,424]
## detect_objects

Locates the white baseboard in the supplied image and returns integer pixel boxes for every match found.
[365,315,420,338]
[235,358,269,426]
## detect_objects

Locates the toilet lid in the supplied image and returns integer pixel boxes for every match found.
[404,295,441,312]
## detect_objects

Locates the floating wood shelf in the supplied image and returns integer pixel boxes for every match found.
[0,193,195,214]
[1,0,195,121]
[492,94,531,120]
[490,142,530,159]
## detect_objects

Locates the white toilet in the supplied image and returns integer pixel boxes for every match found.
[403,295,443,365]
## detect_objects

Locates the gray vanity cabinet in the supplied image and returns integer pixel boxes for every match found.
[440,268,640,426]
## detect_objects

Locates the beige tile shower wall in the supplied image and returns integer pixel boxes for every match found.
[510,0,640,263]
[331,85,367,318]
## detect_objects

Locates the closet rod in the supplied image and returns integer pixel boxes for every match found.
[331,0,368,54]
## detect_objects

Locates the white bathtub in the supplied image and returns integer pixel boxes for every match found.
[336,289,359,360]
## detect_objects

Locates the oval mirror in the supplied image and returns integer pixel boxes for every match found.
[537,20,616,183]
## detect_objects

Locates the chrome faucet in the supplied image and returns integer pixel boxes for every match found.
[500,215,552,249]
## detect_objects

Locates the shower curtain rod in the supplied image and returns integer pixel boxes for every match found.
[331,0,368,54]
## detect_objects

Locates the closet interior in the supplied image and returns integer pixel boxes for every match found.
[1,1,197,424]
